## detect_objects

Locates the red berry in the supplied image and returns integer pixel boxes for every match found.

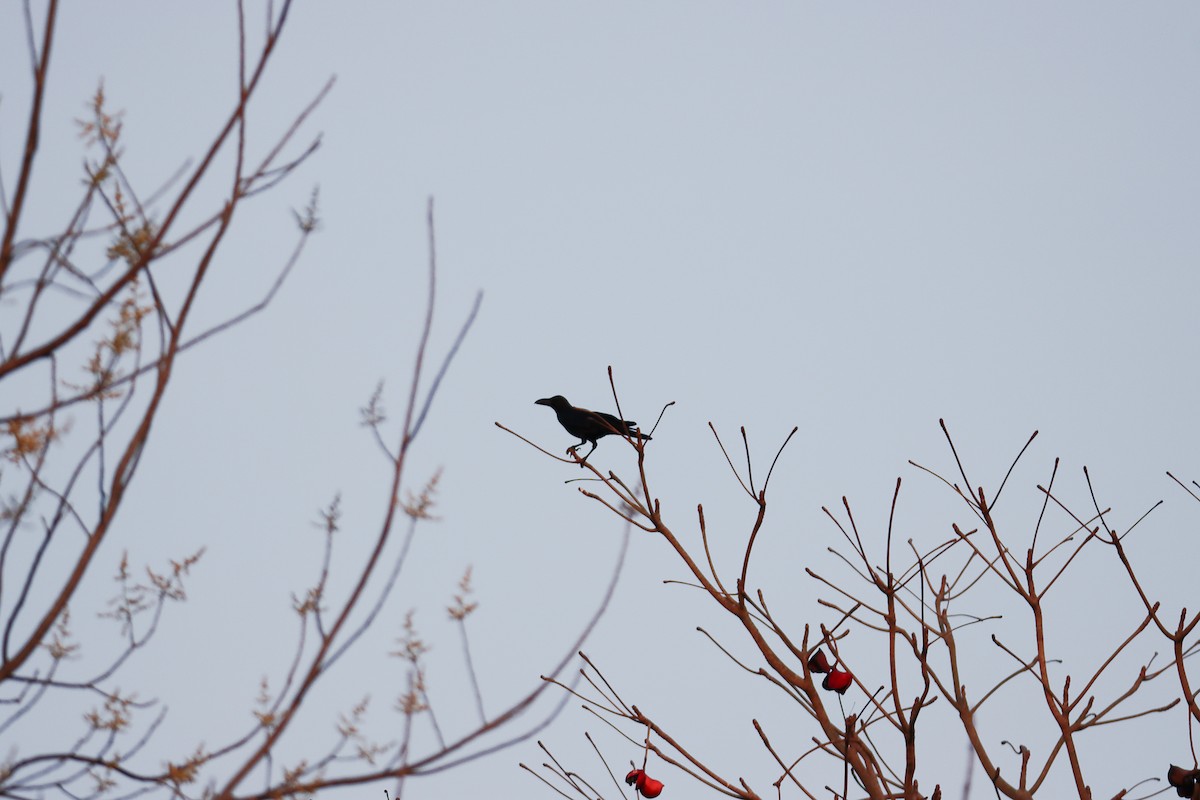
[822,669,853,694]
[625,769,644,786]
[639,776,665,797]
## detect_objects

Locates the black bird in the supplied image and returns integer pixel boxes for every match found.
[535,395,651,460]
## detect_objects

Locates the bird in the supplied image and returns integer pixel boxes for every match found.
[535,395,651,460]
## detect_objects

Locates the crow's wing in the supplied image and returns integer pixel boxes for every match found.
[594,411,636,432]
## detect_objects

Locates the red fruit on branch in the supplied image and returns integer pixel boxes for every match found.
[822,669,853,694]
[807,649,831,674]
[625,768,665,797]
[639,776,665,797]
[1167,764,1199,798]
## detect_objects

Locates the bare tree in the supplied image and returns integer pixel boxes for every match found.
[1,4,616,798]
[508,372,1200,800]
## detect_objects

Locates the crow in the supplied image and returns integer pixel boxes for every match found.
[535,395,651,460]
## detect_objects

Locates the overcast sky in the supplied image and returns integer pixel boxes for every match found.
[5,3,1200,798]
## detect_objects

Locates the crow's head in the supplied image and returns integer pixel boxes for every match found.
[535,395,571,411]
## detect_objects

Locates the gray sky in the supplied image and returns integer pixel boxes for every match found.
[4,3,1200,798]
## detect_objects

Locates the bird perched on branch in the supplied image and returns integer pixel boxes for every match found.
[535,395,651,460]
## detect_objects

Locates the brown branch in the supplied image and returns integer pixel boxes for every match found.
[0,0,58,286]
